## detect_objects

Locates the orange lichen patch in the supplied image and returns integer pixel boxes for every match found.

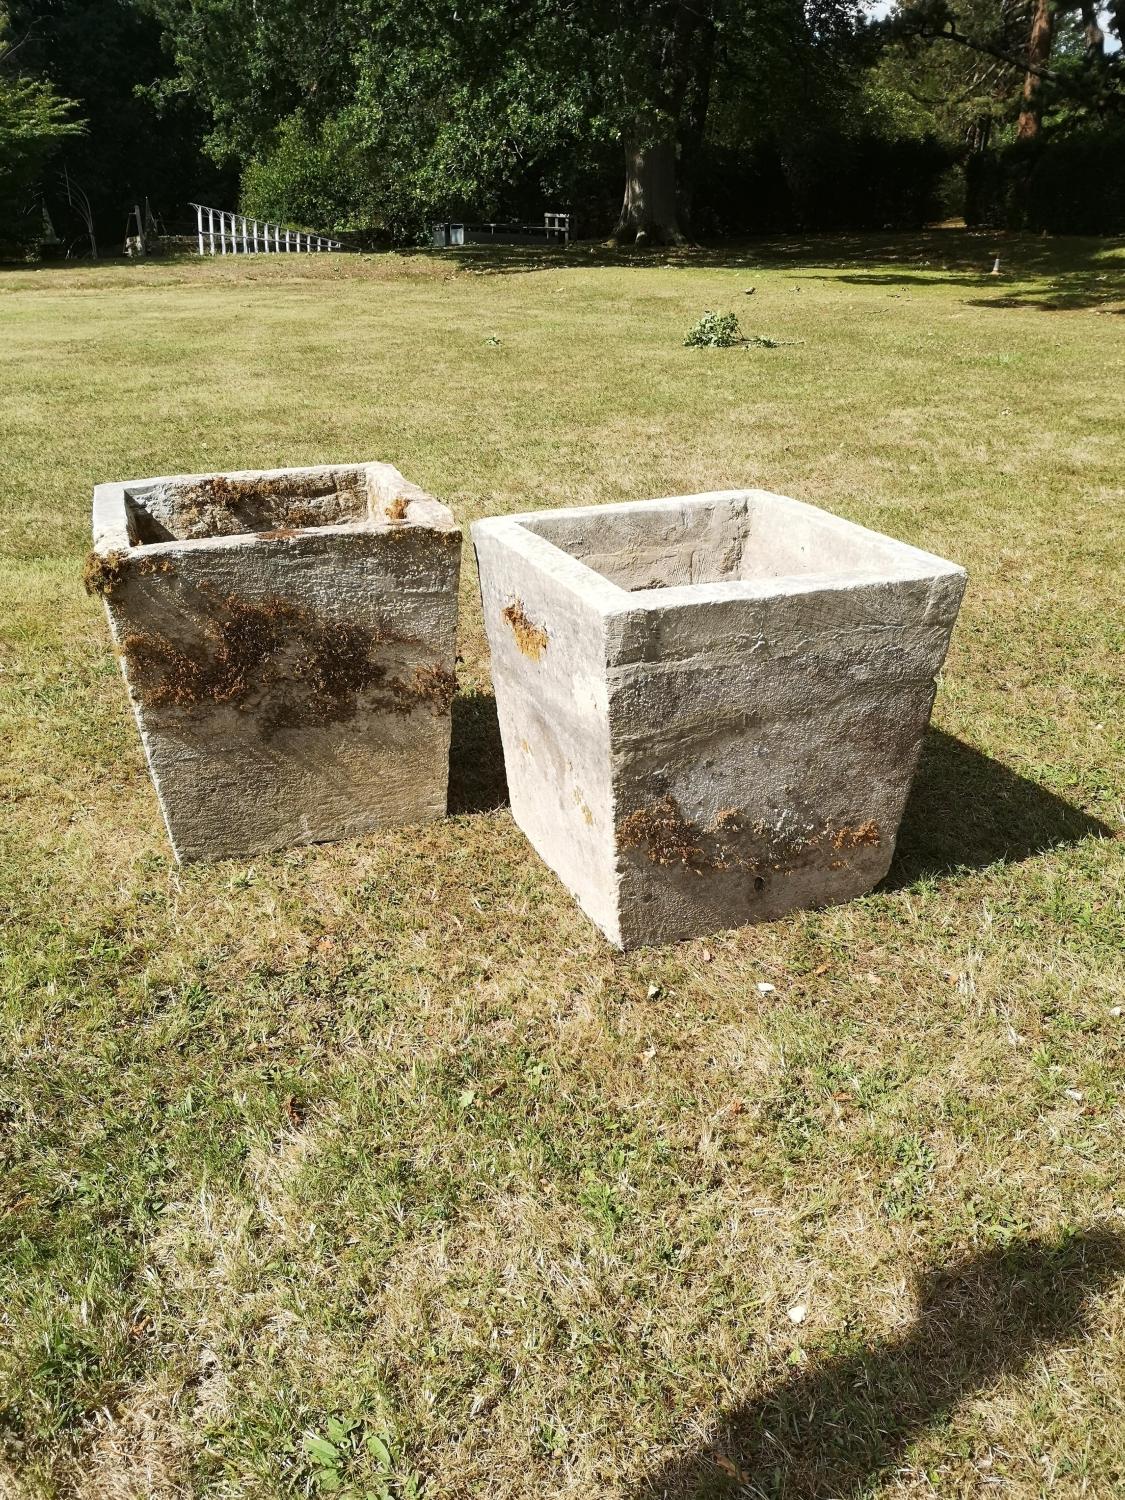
[712,807,745,835]
[256,527,303,542]
[574,789,595,825]
[386,494,409,523]
[831,820,881,850]
[616,798,883,877]
[618,798,768,872]
[502,600,548,660]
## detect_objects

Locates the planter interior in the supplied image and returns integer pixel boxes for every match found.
[518,491,942,592]
[121,466,372,543]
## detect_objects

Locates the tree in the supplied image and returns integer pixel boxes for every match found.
[7,0,231,248]
[0,10,83,253]
[152,0,863,244]
[1016,0,1056,137]
[884,0,1124,145]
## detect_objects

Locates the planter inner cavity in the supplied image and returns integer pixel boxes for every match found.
[90,463,460,862]
[473,490,967,949]
[519,492,938,592]
[123,466,371,543]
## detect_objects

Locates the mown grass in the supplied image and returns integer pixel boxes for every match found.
[1,231,1123,1499]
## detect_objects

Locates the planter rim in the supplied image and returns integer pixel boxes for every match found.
[471,489,965,616]
[92,460,458,557]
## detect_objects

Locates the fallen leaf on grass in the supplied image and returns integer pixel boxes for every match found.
[715,1456,750,1482]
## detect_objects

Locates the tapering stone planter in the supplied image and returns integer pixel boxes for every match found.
[89,463,460,861]
[473,490,966,949]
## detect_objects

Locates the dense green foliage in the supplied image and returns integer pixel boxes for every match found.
[1,0,1123,253]
[4,0,229,254]
[967,125,1125,231]
[683,308,743,345]
[0,14,82,253]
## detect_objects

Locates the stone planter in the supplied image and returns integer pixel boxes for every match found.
[89,463,460,861]
[473,490,966,949]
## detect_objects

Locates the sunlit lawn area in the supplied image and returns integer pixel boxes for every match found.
[1,232,1123,1498]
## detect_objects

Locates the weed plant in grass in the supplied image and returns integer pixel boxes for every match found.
[1,233,1123,1498]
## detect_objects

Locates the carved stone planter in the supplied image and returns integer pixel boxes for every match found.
[473,490,966,948]
[89,463,460,861]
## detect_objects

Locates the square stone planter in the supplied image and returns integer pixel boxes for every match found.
[473,490,966,949]
[89,462,460,861]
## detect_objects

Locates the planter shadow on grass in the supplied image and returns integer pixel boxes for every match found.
[887,727,1113,889]
[448,696,1111,882]
[448,689,509,815]
[627,1228,1124,1500]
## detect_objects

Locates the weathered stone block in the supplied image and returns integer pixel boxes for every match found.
[473,491,966,948]
[89,463,460,861]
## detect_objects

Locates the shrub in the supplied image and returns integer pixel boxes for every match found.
[689,132,956,237]
[966,129,1125,235]
[684,310,742,347]
[241,112,386,240]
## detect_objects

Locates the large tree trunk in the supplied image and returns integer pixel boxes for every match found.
[613,137,685,246]
[677,17,717,234]
[1016,0,1055,141]
[1079,0,1104,56]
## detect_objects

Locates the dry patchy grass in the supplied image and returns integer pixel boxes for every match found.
[1,233,1123,1499]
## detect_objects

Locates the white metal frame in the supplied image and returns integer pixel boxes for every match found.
[191,203,341,255]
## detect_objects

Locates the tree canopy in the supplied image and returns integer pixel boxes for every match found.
[0,11,83,252]
[2,0,1124,254]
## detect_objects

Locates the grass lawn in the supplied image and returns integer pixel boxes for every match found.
[1,231,1123,1499]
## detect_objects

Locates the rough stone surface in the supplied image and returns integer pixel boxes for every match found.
[473,490,967,949]
[90,462,460,861]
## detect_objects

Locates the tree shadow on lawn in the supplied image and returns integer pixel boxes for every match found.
[826,267,1125,312]
[449,695,1112,879]
[429,229,1123,285]
[963,278,1125,313]
[887,728,1113,889]
[626,1228,1124,1500]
